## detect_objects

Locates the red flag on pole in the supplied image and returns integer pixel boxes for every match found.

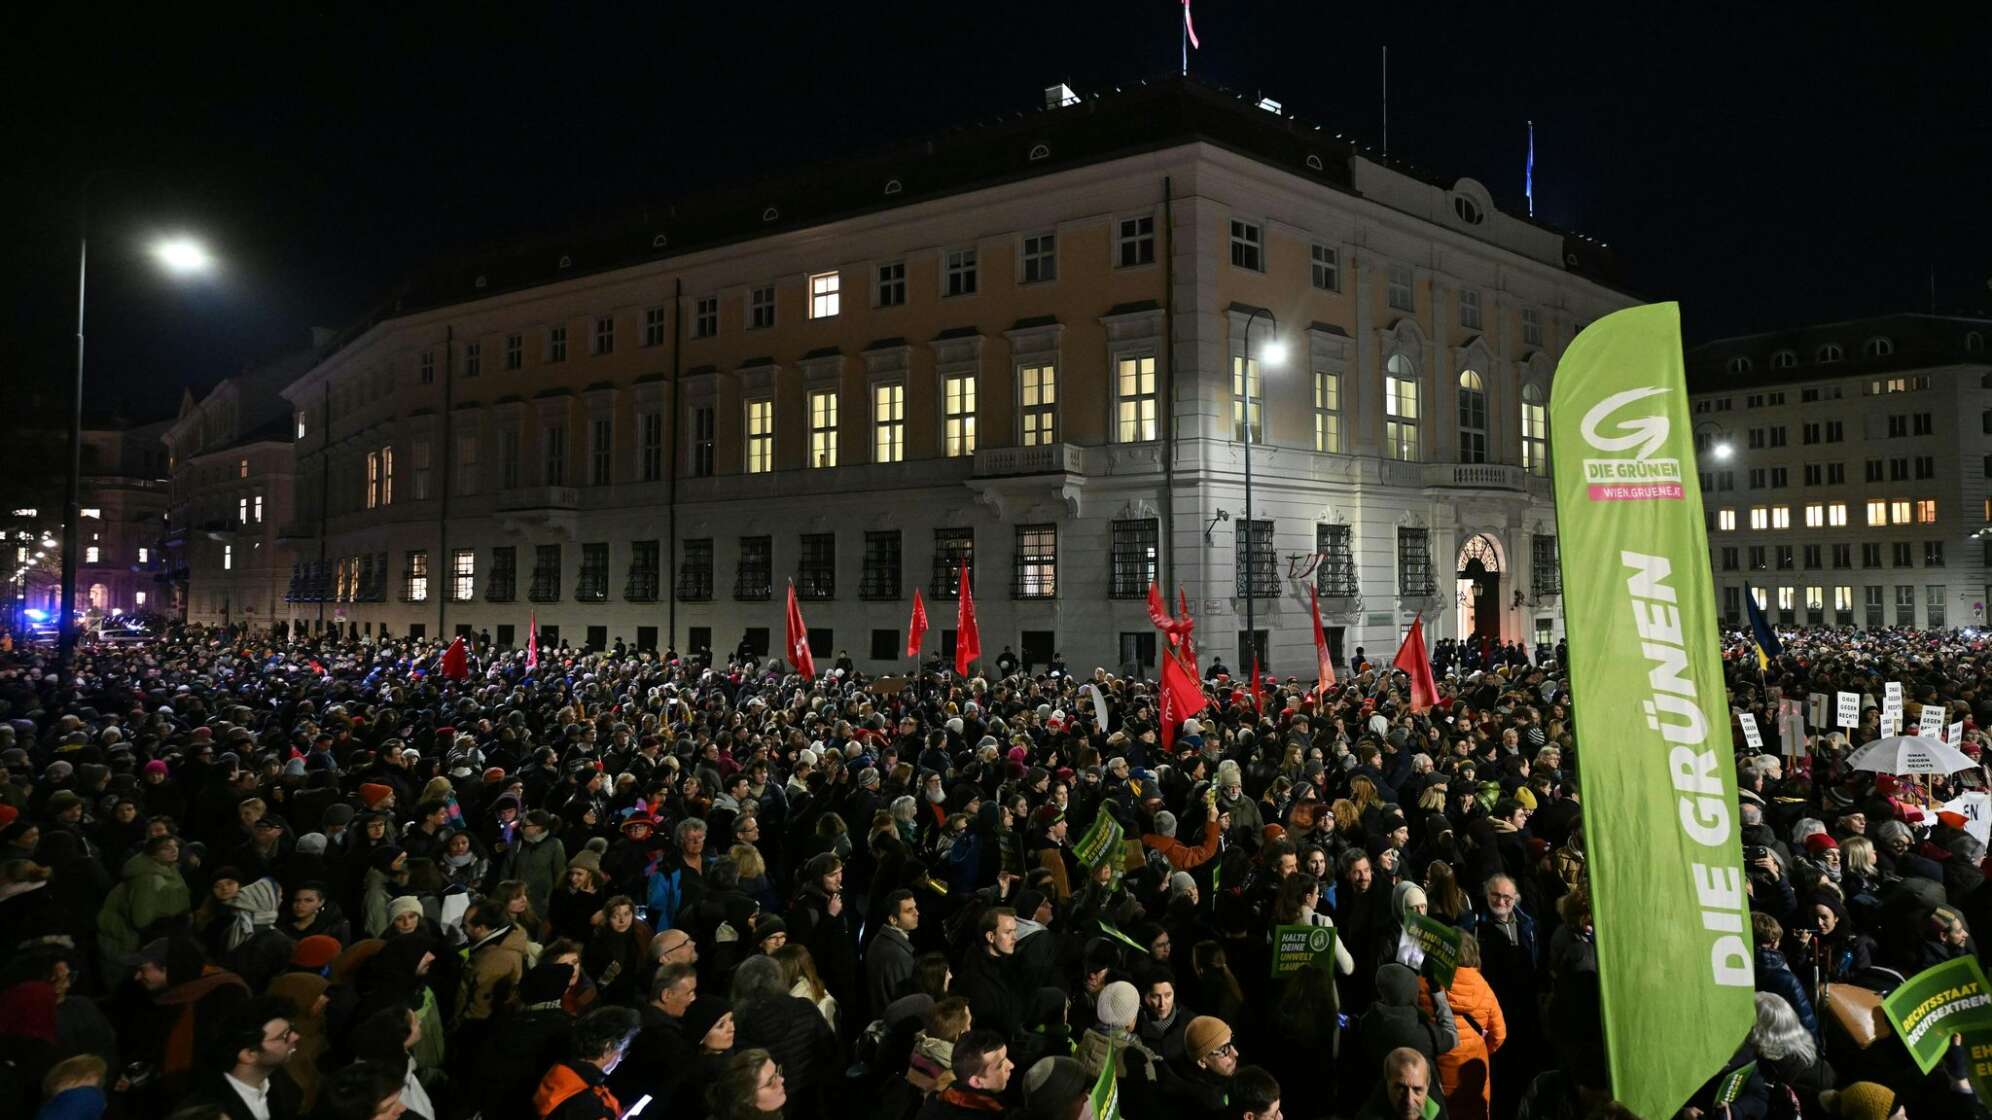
[525,612,539,674]
[440,635,470,680]
[1182,0,1200,49]
[1393,613,1438,714]
[906,589,929,658]
[955,562,980,677]
[1160,646,1209,750]
[1176,587,1198,670]
[1249,657,1264,712]
[1309,586,1338,698]
[786,582,816,681]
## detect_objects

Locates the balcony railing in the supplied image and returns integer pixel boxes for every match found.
[495,486,581,511]
[973,443,1082,477]
[1422,463,1525,491]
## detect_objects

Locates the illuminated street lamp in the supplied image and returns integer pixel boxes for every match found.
[1240,308,1282,668]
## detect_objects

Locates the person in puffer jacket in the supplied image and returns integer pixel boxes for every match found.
[728,956,835,1117]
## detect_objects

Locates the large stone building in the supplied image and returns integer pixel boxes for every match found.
[1686,313,1992,631]
[3,416,170,624]
[269,78,1632,671]
[161,348,314,628]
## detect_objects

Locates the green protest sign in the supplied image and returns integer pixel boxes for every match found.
[1074,811,1123,869]
[1713,1062,1755,1107]
[1406,913,1461,990]
[1880,955,1992,1076]
[1088,1040,1120,1119]
[1098,920,1150,955]
[1271,923,1338,977]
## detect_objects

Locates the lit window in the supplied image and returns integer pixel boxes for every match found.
[1777,586,1794,610]
[134,591,146,606]
[237,459,249,478]
[1384,354,1419,461]
[295,412,307,439]
[1866,499,1887,526]
[1717,509,1737,532]
[366,451,380,509]
[1828,502,1847,527]
[239,497,249,524]
[80,508,101,519]
[809,272,841,318]
[745,400,774,473]
[1019,364,1057,446]
[1749,507,1768,531]
[1521,384,1548,474]
[1116,356,1157,443]
[1770,506,1789,529]
[1457,370,1488,464]
[1232,356,1263,443]
[452,548,475,602]
[381,446,393,504]
[873,384,905,463]
[1915,499,1937,523]
[84,547,100,563]
[223,544,233,571]
[1890,499,1911,525]
[138,547,149,563]
[1804,504,1824,528]
[1314,370,1341,453]
[944,376,977,457]
[808,389,838,469]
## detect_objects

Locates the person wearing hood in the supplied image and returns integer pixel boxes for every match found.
[785,852,858,1013]
[96,834,191,977]
[1356,963,1459,1084]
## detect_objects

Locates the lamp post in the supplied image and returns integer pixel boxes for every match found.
[58,213,213,688]
[1240,307,1286,669]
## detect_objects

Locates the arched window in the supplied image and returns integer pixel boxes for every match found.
[1816,343,1844,364]
[1863,336,1894,358]
[1457,369,1488,464]
[1521,383,1548,475]
[1726,356,1752,375]
[1384,354,1420,462]
[1771,350,1796,369]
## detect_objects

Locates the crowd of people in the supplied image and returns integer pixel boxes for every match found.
[0,618,1985,1120]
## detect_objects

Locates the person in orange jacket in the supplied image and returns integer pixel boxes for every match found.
[1140,809,1222,871]
[1416,935,1506,1120]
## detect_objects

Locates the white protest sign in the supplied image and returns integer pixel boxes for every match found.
[1919,705,1946,738]
[1837,692,1860,729]
[1941,791,1992,848]
[1880,710,1900,739]
[1886,681,1904,709]
[1738,712,1764,750]
[1809,692,1830,729]
[1779,698,1807,757]
[1951,721,1966,747]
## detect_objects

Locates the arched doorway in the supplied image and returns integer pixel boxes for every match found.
[1456,535,1501,647]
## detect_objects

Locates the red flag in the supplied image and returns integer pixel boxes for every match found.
[1182,0,1200,49]
[1249,657,1264,712]
[1177,587,1198,670]
[906,589,929,658]
[440,635,470,680]
[1160,647,1209,749]
[1309,586,1338,698]
[955,562,980,677]
[525,612,539,674]
[1393,613,1438,714]
[786,582,816,681]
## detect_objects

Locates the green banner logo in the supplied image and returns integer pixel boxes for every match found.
[1271,924,1338,977]
[1549,303,1755,1120]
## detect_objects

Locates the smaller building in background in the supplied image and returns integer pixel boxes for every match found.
[1686,313,1992,631]
[161,345,318,630]
[75,419,173,618]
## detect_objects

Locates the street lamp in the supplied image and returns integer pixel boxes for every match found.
[1241,307,1282,671]
[59,219,214,687]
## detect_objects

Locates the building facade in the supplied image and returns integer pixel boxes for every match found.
[70,421,172,619]
[1687,313,1992,631]
[271,79,1632,671]
[161,352,311,628]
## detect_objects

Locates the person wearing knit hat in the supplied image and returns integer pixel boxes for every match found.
[358,783,394,811]
[1183,1015,1239,1104]
[142,759,169,778]
[680,996,735,1053]
[1095,981,1139,1031]
[1804,832,1839,857]
[292,934,343,971]
[1819,1082,1900,1120]
[1020,1056,1091,1120]
[387,895,425,934]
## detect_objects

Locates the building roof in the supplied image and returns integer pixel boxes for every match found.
[1684,312,1992,393]
[324,75,1623,351]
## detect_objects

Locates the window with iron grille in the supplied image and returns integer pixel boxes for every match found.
[488,546,516,602]
[529,544,562,602]
[677,539,713,601]
[798,534,835,600]
[735,536,772,600]
[1109,518,1158,599]
[625,540,659,602]
[861,531,901,600]
[1397,528,1435,597]
[1317,523,1358,596]
[403,550,430,603]
[1531,534,1561,596]
[932,528,974,596]
[1012,525,1056,599]
[451,549,475,602]
[1235,520,1276,598]
[576,542,609,602]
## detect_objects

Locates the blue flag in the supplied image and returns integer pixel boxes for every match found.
[1525,120,1535,217]
[1742,582,1782,671]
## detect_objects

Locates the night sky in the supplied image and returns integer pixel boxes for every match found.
[8,4,1988,426]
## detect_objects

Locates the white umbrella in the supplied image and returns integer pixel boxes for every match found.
[1845,735,1979,776]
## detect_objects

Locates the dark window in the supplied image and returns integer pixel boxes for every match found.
[1398,528,1436,597]
[1721,547,1739,571]
[1237,629,1269,669]
[496,623,515,647]
[735,536,772,600]
[585,625,607,652]
[529,544,562,602]
[932,528,974,596]
[539,624,559,647]
[636,626,657,652]
[408,623,426,640]
[690,406,715,477]
[687,626,711,656]
[798,534,836,600]
[1317,523,1359,597]
[625,540,660,602]
[1892,542,1913,567]
[1020,630,1055,668]
[740,628,770,657]
[1013,525,1057,599]
[861,531,901,600]
[1120,632,1157,669]
[1862,543,1882,568]
[1926,541,1945,567]
[576,542,609,602]
[870,629,900,661]
[1802,544,1822,569]
[1109,518,1159,599]
[1235,520,1276,598]
[677,539,713,601]
[807,628,833,658]
[1532,534,1562,596]
[1775,546,1794,571]
[1832,544,1852,569]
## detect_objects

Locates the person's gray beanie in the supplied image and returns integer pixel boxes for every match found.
[1153,810,1177,839]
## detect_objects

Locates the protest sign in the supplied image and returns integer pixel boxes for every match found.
[1738,713,1763,750]
[1271,923,1339,977]
[1880,956,1992,1077]
[1920,705,1946,738]
[1942,792,1992,848]
[1406,913,1462,989]
[1837,692,1860,728]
